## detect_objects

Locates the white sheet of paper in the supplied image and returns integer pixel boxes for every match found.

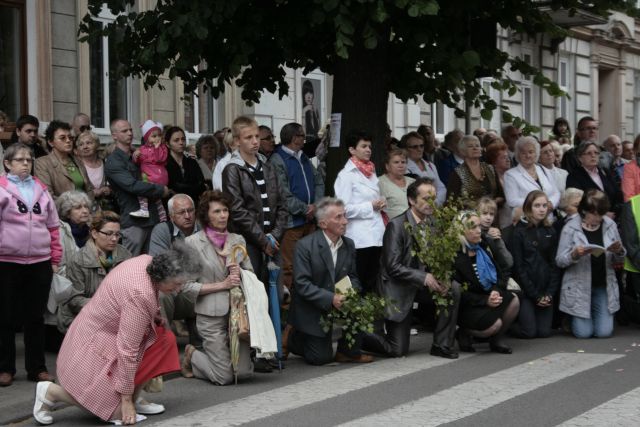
[584,243,606,257]
[109,414,147,425]
[335,275,353,294]
[329,113,341,148]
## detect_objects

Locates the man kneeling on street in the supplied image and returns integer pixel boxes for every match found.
[362,177,461,359]
[285,197,373,365]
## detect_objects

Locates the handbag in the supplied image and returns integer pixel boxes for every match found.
[51,270,74,305]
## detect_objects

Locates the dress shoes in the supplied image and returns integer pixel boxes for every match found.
[455,329,475,353]
[489,343,513,354]
[33,381,54,425]
[135,397,165,415]
[28,371,55,383]
[430,345,459,359]
[253,357,274,373]
[335,352,374,363]
[181,344,196,378]
[0,372,14,387]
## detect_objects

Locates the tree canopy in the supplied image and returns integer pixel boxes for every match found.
[81,0,637,186]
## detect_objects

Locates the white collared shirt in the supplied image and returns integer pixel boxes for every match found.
[323,231,343,268]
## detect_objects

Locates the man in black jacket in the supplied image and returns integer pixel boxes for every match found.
[362,177,460,359]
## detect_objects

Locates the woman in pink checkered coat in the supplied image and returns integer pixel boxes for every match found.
[32,244,202,425]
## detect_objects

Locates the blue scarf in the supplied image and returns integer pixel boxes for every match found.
[467,243,497,291]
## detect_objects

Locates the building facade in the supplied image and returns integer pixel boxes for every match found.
[1,1,639,143]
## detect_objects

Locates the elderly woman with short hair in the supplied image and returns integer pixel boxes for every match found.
[504,136,561,221]
[57,211,131,333]
[75,130,116,211]
[56,190,92,250]
[33,243,201,425]
[447,135,504,209]
[181,190,254,385]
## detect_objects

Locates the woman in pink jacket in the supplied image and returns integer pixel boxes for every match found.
[32,243,201,425]
[0,143,61,388]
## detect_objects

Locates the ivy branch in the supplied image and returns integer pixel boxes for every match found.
[320,288,388,349]
[405,198,465,315]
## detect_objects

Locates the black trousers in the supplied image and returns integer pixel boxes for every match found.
[0,261,52,376]
[362,310,413,357]
[355,247,381,295]
[288,329,363,366]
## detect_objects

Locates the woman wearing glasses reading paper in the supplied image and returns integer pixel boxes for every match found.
[556,189,625,338]
[57,210,131,333]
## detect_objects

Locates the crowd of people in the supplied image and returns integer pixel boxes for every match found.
[0,110,639,425]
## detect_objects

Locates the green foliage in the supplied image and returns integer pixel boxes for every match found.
[79,0,637,123]
[405,198,465,314]
[319,288,388,349]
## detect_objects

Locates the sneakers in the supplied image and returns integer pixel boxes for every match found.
[134,397,165,415]
[33,381,54,425]
[129,209,150,218]
[181,344,196,378]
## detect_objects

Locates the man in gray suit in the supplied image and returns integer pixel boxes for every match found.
[286,197,374,365]
[362,177,460,359]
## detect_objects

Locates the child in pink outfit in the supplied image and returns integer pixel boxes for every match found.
[131,120,168,220]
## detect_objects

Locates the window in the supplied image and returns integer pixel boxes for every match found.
[634,72,640,136]
[481,79,501,131]
[557,56,574,124]
[89,7,131,130]
[0,0,26,120]
[521,52,533,124]
[184,83,219,135]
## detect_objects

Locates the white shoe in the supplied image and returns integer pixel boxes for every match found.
[129,209,150,218]
[135,397,165,415]
[33,381,54,425]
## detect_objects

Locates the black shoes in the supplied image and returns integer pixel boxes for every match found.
[455,329,475,353]
[430,345,459,359]
[489,343,513,354]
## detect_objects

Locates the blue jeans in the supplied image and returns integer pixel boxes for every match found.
[572,287,614,338]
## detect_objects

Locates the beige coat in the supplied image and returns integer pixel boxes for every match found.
[34,151,93,200]
[57,239,131,332]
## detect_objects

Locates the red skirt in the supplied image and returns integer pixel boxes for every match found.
[134,326,180,386]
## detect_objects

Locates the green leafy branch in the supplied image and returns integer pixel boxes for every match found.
[319,288,388,349]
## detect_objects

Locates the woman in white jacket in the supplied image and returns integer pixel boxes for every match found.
[504,136,561,220]
[334,130,386,294]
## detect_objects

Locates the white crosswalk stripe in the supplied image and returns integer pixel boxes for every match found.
[556,386,640,427]
[338,353,623,427]
[149,354,467,426]
[150,352,623,427]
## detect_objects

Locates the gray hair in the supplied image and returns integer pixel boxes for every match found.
[167,193,194,215]
[315,197,345,222]
[575,141,599,157]
[146,240,202,284]
[559,187,584,210]
[56,190,92,221]
[458,135,480,154]
[515,136,540,163]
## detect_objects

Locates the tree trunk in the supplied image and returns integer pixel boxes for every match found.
[325,40,390,196]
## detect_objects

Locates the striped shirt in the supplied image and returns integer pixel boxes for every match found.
[246,159,271,231]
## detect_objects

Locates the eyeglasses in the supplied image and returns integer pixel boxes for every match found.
[11,157,33,164]
[260,135,274,141]
[407,144,424,149]
[98,230,122,239]
[174,208,195,216]
[579,126,599,131]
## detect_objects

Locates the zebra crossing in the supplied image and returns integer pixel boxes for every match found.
[149,349,638,427]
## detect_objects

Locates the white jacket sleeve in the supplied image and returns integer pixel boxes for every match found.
[334,170,375,220]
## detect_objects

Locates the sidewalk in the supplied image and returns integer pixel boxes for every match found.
[0,334,187,425]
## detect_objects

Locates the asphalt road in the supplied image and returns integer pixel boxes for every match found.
[5,326,640,426]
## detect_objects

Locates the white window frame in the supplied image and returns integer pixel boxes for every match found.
[90,5,133,133]
[184,84,221,143]
[521,50,534,124]
[634,71,640,136]
[557,55,574,124]
[431,102,454,140]
[480,78,501,131]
